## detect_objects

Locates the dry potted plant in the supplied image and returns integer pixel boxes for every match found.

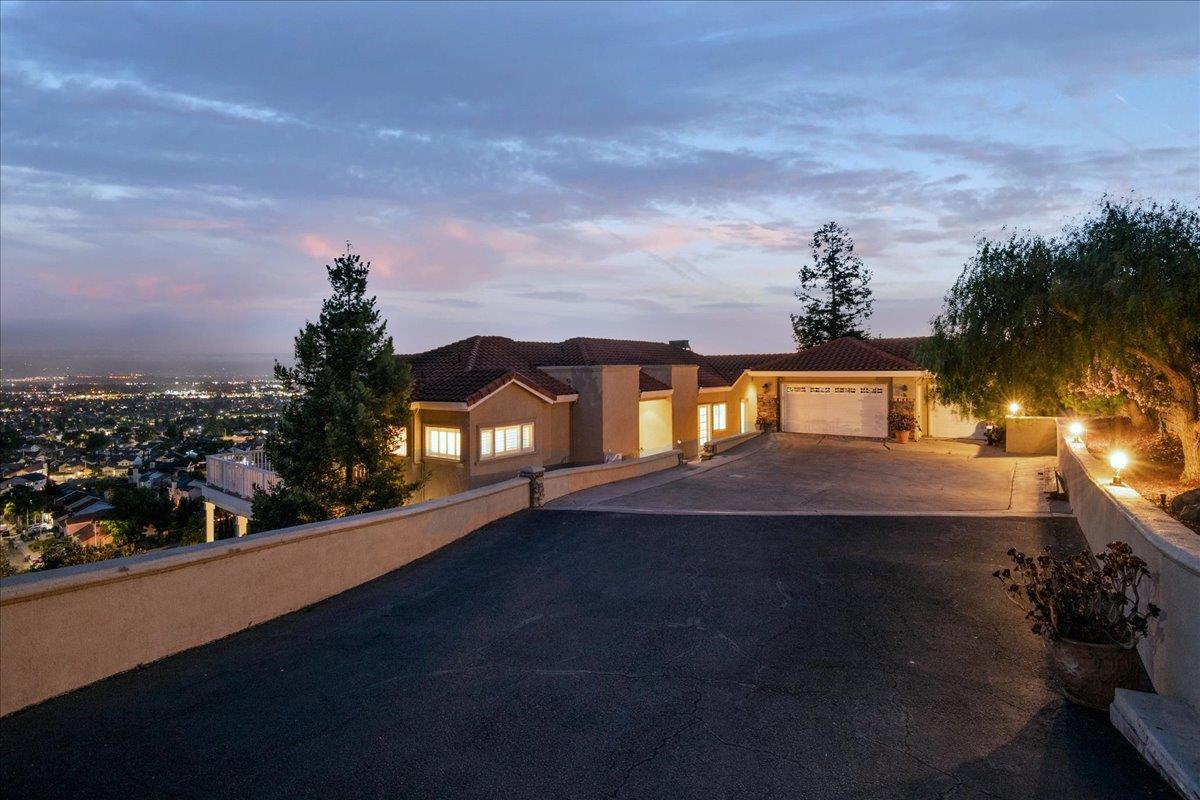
[888,399,919,444]
[993,541,1159,708]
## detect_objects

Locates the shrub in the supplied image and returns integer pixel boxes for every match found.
[992,541,1158,645]
[888,399,919,433]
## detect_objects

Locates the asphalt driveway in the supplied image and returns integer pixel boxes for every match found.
[553,433,1056,515]
[0,510,1164,799]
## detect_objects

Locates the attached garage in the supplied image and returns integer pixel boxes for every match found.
[781,383,888,438]
[928,400,985,439]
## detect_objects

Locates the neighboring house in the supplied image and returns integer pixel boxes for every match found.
[396,334,983,502]
[133,470,169,489]
[168,475,203,506]
[0,472,48,494]
[52,493,115,547]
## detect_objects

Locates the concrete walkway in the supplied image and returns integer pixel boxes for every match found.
[549,433,1065,516]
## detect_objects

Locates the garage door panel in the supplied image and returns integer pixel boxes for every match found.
[782,383,887,438]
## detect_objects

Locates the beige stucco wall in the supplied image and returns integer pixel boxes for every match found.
[0,477,531,716]
[541,449,680,503]
[1058,424,1200,713]
[643,364,700,458]
[541,365,640,463]
[1006,415,1058,455]
[409,408,470,501]
[0,444,688,717]
[601,366,641,459]
[467,383,572,487]
[638,398,673,455]
[409,387,575,499]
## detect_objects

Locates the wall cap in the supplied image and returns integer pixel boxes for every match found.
[0,477,529,605]
[1058,420,1200,577]
[544,449,679,480]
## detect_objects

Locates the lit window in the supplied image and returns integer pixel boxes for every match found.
[713,403,727,430]
[391,427,408,457]
[425,426,461,460]
[479,422,535,460]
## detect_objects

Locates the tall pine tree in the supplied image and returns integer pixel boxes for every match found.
[790,222,874,349]
[252,248,418,531]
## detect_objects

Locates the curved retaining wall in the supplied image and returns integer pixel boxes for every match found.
[1057,422,1200,711]
[0,451,680,716]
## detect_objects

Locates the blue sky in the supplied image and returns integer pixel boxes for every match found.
[1,1,1197,371]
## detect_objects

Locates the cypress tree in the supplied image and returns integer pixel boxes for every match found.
[252,248,417,531]
[791,222,874,349]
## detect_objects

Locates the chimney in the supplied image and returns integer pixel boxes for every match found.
[668,339,691,351]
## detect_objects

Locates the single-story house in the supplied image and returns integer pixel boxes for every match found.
[54,497,115,547]
[0,472,48,493]
[397,335,983,502]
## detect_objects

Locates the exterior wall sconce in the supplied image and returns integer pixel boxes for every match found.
[1109,451,1128,486]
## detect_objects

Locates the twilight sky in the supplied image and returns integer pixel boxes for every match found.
[1,1,1197,375]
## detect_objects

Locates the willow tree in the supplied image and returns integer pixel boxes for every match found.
[252,249,418,531]
[918,199,1200,479]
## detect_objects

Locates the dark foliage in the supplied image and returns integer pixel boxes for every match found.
[35,538,138,571]
[253,248,419,532]
[918,198,1200,478]
[993,541,1159,646]
[887,399,919,433]
[791,222,874,349]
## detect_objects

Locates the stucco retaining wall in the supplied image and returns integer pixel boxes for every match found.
[708,431,762,455]
[542,449,681,503]
[0,449,685,716]
[1057,421,1200,712]
[1007,415,1058,455]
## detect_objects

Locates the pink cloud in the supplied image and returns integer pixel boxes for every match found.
[297,233,338,259]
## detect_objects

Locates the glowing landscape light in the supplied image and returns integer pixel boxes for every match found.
[1068,421,1084,442]
[1109,451,1128,486]
[1008,401,1021,415]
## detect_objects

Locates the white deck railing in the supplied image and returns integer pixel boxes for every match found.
[205,450,279,499]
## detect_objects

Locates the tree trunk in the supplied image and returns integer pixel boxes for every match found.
[1165,407,1200,482]
[1121,398,1153,431]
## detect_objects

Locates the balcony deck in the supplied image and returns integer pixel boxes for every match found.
[205,449,279,501]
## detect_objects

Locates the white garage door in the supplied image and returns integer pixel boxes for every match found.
[781,383,888,438]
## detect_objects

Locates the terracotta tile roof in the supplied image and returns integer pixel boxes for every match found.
[754,337,922,372]
[703,353,790,383]
[412,368,575,405]
[400,334,929,404]
[400,337,576,405]
[638,370,672,393]
[866,336,927,364]
[546,337,729,387]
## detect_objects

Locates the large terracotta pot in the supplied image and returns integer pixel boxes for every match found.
[895,430,911,444]
[1046,637,1140,709]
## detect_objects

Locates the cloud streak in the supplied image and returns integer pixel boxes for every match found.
[0,1,1196,366]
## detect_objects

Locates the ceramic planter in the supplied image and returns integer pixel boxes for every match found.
[895,430,911,444]
[1046,636,1140,709]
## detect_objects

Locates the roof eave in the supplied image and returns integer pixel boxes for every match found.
[748,369,927,378]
